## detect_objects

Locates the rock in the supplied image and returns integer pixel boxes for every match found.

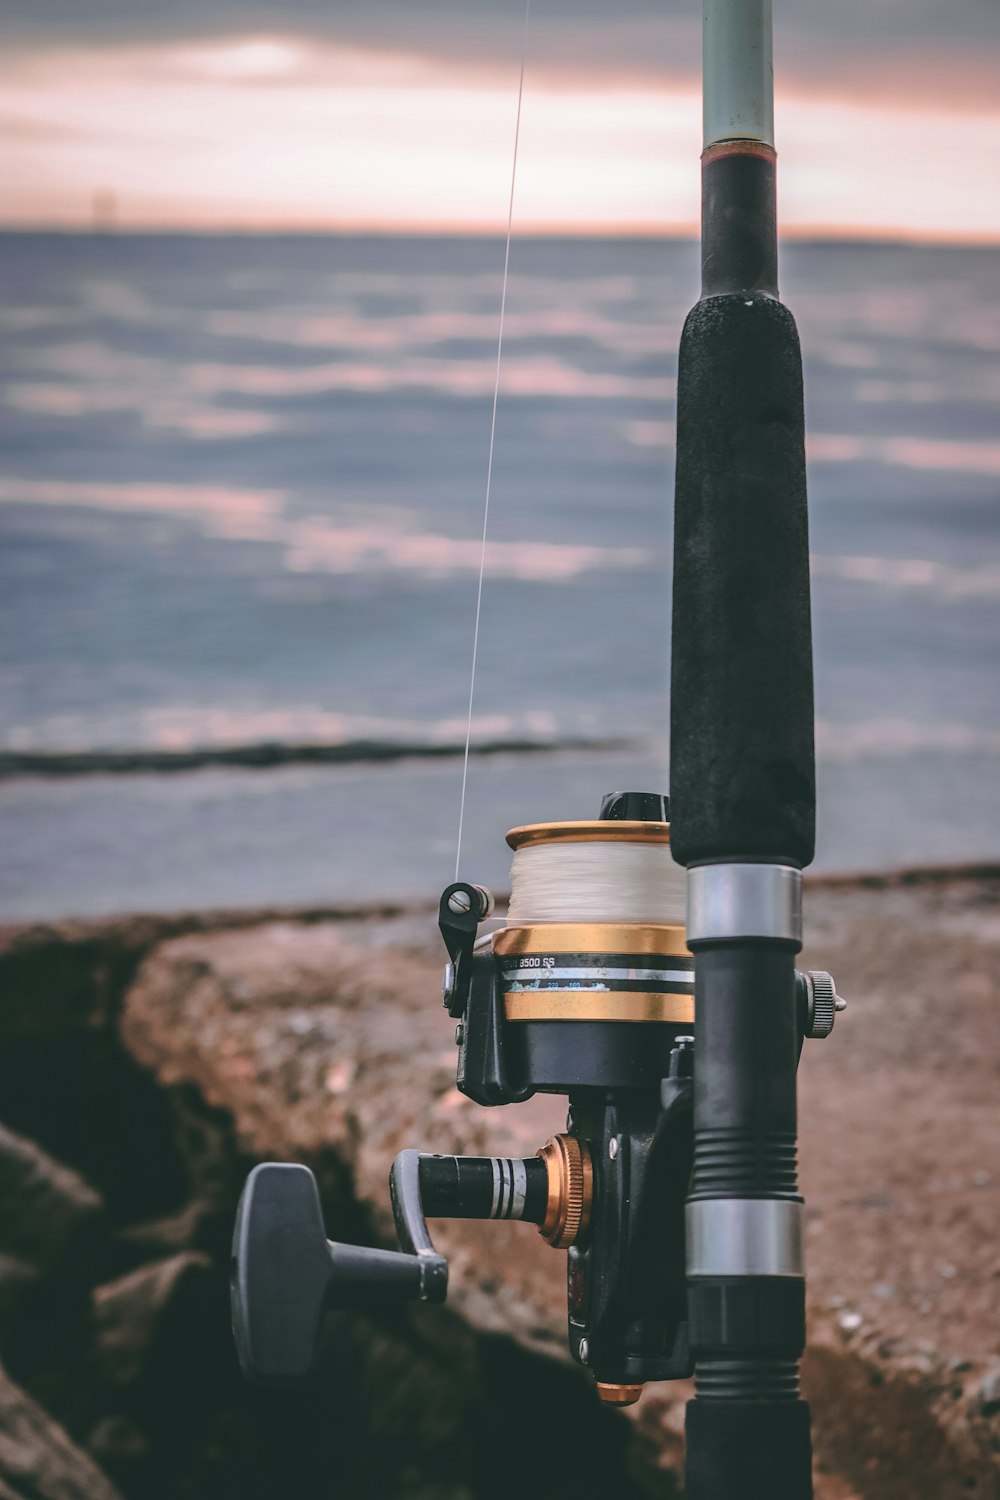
[114,1201,211,1261]
[0,1260,39,1336]
[92,1253,215,1390]
[120,877,1000,1498]
[85,1415,147,1490]
[1,872,998,1498]
[0,1364,123,1500]
[0,1127,102,1273]
[969,1365,1000,1420]
[121,919,569,1351]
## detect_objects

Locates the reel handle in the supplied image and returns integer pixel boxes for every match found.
[231,1160,447,1383]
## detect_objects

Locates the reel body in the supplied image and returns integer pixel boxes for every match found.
[440,805,697,1396]
[231,794,841,1407]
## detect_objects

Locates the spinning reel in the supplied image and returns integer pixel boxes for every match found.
[231,792,843,1408]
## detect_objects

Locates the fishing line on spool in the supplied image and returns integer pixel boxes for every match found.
[454,0,531,883]
[507,834,687,925]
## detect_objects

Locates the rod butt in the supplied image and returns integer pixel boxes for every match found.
[685,1397,813,1500]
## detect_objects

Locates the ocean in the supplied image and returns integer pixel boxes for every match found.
[1,232,998,920]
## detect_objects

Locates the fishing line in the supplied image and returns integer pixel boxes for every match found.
[454,0,531,883]
[507,838,688,925]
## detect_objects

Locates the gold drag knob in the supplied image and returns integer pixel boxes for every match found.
[537,1134,593,1249]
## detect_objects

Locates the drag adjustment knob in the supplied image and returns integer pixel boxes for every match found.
[231,1162,445,1383]
[801,970,847,1039]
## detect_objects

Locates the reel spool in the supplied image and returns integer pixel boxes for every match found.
[506,816,687,925]
[494,802,694,1093]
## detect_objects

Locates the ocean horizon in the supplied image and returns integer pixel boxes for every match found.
[1,230,998,919]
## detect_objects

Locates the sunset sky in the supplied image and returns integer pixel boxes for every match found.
[3,0,999,239]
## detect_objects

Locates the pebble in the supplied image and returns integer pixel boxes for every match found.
[970,1368,1000,1419]
[837,1309,863,1336]
[325,1059,357,1093]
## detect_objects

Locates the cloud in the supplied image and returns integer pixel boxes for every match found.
[0,111,94,141]
[2,2,997,235]
[6,0,999,108]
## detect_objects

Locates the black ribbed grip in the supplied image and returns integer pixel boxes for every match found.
[692,1132,798,1196]
[695,1357,801,1402]
[670,293,815,868]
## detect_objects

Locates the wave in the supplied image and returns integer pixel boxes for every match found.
[0,735,629,780]
[0,479,652,581]
[811,552,1000,601]
[816,718,1000,761]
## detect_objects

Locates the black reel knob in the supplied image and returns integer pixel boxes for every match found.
[599,790,670,822]
[231,1161,446,1383]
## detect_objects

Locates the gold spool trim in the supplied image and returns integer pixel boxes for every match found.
[504,991,695,1024]
[495,924,691,958]
[505,819,671,850]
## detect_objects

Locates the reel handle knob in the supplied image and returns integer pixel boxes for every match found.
[231,1161,446,1383]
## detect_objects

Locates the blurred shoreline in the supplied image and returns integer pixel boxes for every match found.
[0,734,623,779]
[4,858,999,944]
[4,228,997,248]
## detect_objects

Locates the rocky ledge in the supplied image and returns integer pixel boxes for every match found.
[0,869,997,1499]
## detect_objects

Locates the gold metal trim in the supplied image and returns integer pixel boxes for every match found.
[701,139,777,165]
[505,819,671,850]
[494,924,690,958]
[537,1135,593,1249]
[504,991,695,1024]
[596,1383,644,1407]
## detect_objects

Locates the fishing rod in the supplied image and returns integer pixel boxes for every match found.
[230,2,845,1495]
[671,0,833,1492]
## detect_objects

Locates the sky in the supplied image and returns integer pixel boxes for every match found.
[3,0,999,239]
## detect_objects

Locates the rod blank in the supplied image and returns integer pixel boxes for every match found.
[703,0,774,147]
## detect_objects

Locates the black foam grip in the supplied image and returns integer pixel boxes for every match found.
[670,294,815,868]
[685,1398,813,1500]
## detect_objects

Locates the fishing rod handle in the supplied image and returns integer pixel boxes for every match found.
[670,293,815,868]
[685,1398,813,1500]
[682,913,812,1500]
